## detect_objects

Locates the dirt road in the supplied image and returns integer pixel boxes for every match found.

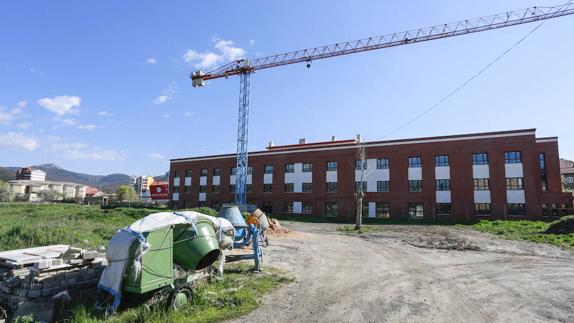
[231,222,574,323]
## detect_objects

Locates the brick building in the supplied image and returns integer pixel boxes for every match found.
[169,129,572,220]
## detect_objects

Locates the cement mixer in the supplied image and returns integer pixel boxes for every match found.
[96,211,234,313]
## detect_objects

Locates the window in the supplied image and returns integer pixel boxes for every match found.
[212,185,220,193]
[230,167,237,175]
[185,169,192,177]
[262,201,273,213]
[376,202,391,218]
[475,203,491,215]
[473,179,490,191]
[377,181,390,192]
[302,162,313,173]
[408,180,422,192]
[174,170,180,178]
[506,178,524,190]
[173,186,179,193]
[302,201,312,214]
[325,202,338,217]
[504,151,522,164]
[436,203,451,215]
[172,201,179,209]
[198,201,206,207]
[327,161,338,171]
[326,182,337,193]
[213,168,221,176]
[200,168,208,176]
[472,153,488,165]
[408,156,422,168]
[355,159,367,170]
[408,203,424,219]
[377,158,389,169]
[507,203,526,216]
[247,167,253,175]
[263,184,272,193]
[285,163,295,173]
[199,185,206,193]
[284,201,294,213]
[435,179,450,191]
[184,186,191,193]
[264,165,273,174]
[284,183,294,192]
[184,200,190,209]
[567,176,574,184]
[302,183,313,193]
[361,201,369,218]
[539,153,547,192]
[355,181,367,192]
[229,184,236,193]
[435,155,449,167]
[246,184,252,193]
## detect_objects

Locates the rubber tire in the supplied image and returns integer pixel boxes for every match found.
[167,286,193,311]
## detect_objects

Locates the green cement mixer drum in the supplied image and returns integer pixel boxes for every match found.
[173,219,221,271]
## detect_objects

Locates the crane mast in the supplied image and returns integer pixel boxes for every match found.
[190,3,573,207]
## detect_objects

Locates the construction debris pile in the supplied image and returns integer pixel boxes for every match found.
[267,219,289,235]
[0,245,106,322]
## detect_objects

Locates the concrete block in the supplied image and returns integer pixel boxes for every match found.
[16,288,28,297]
[30,283,41,290]
[41,288,55,297]
[34,259,52,270]
[67,278,77,285]
[81,250,98,260]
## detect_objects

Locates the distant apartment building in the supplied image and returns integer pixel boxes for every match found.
[560,158,574,190]
[169,129,572,219]
[129,175,155,200]
[8,180,87,202]
[15,167,46,181]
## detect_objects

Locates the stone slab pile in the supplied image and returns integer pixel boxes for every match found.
[0,245,107,322]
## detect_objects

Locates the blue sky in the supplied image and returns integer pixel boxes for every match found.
[0,1,572,176]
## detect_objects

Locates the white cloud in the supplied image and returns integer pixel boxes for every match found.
[37,95,81,116]
[17,122,32,130]
[0,132,38,151]
[147,152,165,160]
[154,86,176,105]
[55,118,96,130]
[51,142,124,160]
[97,111,110,116]
[183,39,246,70]
[183,111,194,118]
[147,58,157,64]
[0,101,26,124]
[249,39,256,45]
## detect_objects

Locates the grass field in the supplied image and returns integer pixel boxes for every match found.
[70,265,292,323]
[464,220,574,248]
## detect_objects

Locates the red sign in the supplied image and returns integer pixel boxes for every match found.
[150,183,169,200]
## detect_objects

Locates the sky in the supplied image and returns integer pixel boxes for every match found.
[0,1,572,176]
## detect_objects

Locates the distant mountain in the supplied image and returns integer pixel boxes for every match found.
[0,164,166,193]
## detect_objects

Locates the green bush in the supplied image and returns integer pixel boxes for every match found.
[546,215,574,234]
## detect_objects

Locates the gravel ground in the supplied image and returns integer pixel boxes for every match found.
[229,222,574,323]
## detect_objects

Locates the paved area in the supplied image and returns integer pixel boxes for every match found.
[230,222,574,323]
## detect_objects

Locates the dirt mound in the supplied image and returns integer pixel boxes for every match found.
[266,219,289,235]
[545,216,574,234]
[407,236,480,251]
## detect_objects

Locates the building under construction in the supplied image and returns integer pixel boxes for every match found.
[169,129,573,219]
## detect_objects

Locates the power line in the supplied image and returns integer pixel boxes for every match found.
[380,17,551,140]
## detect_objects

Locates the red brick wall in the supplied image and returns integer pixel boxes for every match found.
[169,131,573,220]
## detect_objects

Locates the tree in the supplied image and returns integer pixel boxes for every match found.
[354,137,368,230]
[0,180,15,202]
[117,185,139,202]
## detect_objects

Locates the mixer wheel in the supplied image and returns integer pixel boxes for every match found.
[167,286,193,311]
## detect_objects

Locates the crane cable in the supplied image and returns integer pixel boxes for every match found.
[380,3,570,139]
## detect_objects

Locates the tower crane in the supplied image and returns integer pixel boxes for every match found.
[191,3,574,207]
